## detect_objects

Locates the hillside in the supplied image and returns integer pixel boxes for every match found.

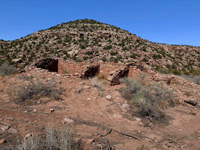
[0,19,200,75]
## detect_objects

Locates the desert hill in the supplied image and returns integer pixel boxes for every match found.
[0,19,200,149]
[0,19,199,75]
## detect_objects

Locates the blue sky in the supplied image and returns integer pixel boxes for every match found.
[0,0,200,46]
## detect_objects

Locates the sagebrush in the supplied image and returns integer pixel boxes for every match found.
[2,127,82,150]
[18,128,81,150]
[181,75,200,85]
[120,77,176,122]
[8,77,63,104]
[0,62,16,76]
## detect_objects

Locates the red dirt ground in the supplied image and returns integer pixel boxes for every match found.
[0,67,200,150]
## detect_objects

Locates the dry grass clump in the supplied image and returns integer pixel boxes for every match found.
[120,76,176,122]
[8,77,63,104]
[91,78,103,91]
[15,127,82,150]
[181,75,200,85]
[0,62,16,76]
[97,73,107,80]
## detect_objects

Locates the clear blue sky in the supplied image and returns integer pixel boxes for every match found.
[0,0,200,46]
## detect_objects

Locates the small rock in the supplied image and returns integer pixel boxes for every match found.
[135,118,142,122]
[87,139,94,144]
[83,86,90,89]
[109,71,115,76]
[8,128,17,134]
[107,76,113,81]
[74,73,79,76]
[113,114,122,119]
[24,133,32,140]
[50,109,55,112]
[106,95,112,100]
[184,100,198,106]
[0,125,9,131]
[63,118,74,124]
[33,109,37,112]
[138,122,143,126]
[0,139,6,144]
[7,117,14,121]
[122,103,129,108]
[190,110,196,115]
[87,98,91,101]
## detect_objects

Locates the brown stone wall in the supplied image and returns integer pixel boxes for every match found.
[58,60,90,74]
[58,59,137,78]
[99,63,126,77]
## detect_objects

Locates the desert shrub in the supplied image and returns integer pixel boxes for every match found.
[193,76,200,85]
[130,53,137,59]
[155,66,169,74]
[0,62,17,76]
[110,51,118,56]
[91,78,103,91]
[172,69,181,75]
[152,54,162,59]
[8,77,63,104]
[120,77,175,122]
[181,75,200,85]
[101,57,107,62]
[80,44,86,49]
[103,45,112,50]
[17,127,82,150]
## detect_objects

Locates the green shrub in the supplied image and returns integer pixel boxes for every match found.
[131,53,137,59]
[101,57,107,62]
[172,69,181,75]
[152,54,162,59]
[156,66,169,74]
[103,45,112,50]
[120,77,175,122]
[80,44,86,49]
[110,51,118,56]
[0,62,17,76]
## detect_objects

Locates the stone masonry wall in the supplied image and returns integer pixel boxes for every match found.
[58,59,137,78]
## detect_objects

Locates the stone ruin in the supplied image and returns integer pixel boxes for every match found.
[34,58,132,86]
[80,64,100,79]
[107,66,130,86]
[34,58,58,72]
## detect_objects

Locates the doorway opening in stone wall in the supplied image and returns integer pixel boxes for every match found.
[34,58,58,72]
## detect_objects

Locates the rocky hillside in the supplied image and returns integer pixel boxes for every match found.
[0,19,199,75]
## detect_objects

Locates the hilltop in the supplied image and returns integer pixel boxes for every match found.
[0,19,200,75]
